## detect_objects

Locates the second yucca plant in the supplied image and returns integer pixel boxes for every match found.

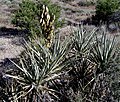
[90,30,117,73]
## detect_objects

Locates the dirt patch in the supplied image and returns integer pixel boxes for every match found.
[0,37,24,62]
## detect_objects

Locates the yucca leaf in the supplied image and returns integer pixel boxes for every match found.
[106,36,115,61]
[5,74,24,81]
[73,25,97,55]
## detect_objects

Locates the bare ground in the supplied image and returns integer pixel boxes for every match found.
[0,4,23,64]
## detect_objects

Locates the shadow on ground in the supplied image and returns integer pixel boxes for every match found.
[0,27,28,37]
[0,58,19,73]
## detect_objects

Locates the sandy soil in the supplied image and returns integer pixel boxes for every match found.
[0,3,24,64]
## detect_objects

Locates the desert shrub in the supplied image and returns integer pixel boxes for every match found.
[12,0,40,35]
[12,0,62,37]
[96,0,120,24]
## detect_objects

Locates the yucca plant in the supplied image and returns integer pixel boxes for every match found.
[90,29,117,73]
[70,26,97,88]
[68,26,119,101]
[88,30,119,101]
[65,26,98,101]
[5,35,71,101]
[70,25,97,88]
[87,28,119,101]
[72,25,97,55]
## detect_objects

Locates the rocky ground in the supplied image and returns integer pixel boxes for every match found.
[0,0,119,68]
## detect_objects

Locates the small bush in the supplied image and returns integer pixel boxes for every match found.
[96,0,120,23]
[12,0,39,33]
[12,0,62,36]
